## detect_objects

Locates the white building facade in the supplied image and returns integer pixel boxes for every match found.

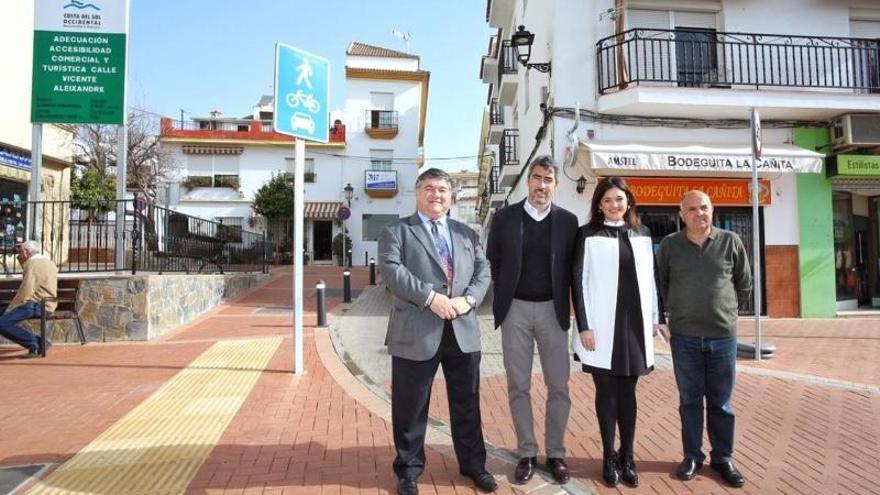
[1,0,73,207]
[478,0,880,318]
[160,42,429,265]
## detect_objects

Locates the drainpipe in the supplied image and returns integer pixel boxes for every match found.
[615,0,629,90]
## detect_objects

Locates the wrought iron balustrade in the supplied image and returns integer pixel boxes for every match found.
[365,110,399,129]
[490,98,504,125]
[500,129,519,168]
[597,28,880,94]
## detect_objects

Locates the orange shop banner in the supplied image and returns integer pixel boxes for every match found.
[624,177,771,206]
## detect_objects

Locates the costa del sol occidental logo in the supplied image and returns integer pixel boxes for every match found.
[63,1,101,10]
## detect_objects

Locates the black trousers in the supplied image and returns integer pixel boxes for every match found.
[592,374,639,458]
[391,323,486,479]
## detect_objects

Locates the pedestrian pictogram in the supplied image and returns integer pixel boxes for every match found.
[274,43,329,142]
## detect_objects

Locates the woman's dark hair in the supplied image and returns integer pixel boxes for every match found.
[587,176,640,230]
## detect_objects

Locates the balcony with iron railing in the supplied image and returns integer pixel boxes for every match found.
[364,110,399,139]
[596,28,880,119]
[160,117,347,143]
[497,40,519,103]
[490,98,504,125]
[498,129,519,187]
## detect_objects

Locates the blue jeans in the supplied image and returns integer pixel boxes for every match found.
[670,334,736,464]
[0,302,44,352]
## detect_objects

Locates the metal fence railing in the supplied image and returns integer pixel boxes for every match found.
[365,110,399,129]
[0,200,267,276]
[598,28,880,94]
[490,98,504,125]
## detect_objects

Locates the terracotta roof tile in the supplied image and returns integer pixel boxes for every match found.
[346,41,418,60]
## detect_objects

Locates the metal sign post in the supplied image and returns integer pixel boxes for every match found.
[750,107,763,361]
[274,43,330,375]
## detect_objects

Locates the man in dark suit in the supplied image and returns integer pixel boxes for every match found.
[486,156,579,485]
[378,168,495,495]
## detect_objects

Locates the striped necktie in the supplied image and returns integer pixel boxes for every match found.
[431,220,454,293]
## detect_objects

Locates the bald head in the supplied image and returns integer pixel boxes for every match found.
[680,190,711,209]
[679,189,714,235]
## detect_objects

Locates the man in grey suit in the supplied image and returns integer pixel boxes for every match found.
[378,168,495,495]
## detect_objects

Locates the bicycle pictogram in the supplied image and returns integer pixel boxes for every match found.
[286,89,320,113]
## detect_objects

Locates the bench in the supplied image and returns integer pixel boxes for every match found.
[0,279,86,357]
[145,232,226,274]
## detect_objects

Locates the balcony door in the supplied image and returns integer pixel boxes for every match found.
[850,21,880,93]
[369,92,394,128]
[675,27,719,87]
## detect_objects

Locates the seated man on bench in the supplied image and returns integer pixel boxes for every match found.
[1,240,57,359]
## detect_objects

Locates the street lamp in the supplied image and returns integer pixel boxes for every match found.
[511,25,551,74]
[576,176,588,194]
[344,183,354,207]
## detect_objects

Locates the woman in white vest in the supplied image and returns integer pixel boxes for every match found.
[572,177,660,488]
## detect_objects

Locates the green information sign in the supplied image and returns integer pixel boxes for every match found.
[31,0,128,125]
[836,154,880,177]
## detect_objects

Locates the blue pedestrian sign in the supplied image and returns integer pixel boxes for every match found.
[274,43,330,142]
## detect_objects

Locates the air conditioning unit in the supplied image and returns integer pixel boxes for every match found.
[831,114,880,147]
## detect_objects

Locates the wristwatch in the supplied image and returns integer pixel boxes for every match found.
[465,294,477,309]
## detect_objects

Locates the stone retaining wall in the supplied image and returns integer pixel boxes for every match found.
[1,272,268,344]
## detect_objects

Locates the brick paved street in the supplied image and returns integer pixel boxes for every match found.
[1,267,878,495]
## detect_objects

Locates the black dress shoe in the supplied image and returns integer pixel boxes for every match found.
[397,477,418,495]
[619,454,639,487]
[464,471,498,492]
[711,461,746,488]
[602,454,620,487]
[514,456,536,484]
[19,349,39,359]
[675,458,703,481]
[547,457,570,484]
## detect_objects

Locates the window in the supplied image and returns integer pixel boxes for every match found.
[370,149,393,171]
[627,8,720,86]
[284,157,317,182]
[362,214,399,241]
[186,154,240,178]
[370,92,394,110]
[675,27,718,87]
[851,20,880,93]
[213,175,240,188]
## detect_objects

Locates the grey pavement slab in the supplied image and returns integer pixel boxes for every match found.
[330,283,672,388]
[0,464,47,494]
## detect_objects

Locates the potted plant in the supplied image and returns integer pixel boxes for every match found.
[332,230,352,266]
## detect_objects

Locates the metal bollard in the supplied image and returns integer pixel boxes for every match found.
[369,257,376,285]
[346,249,353,268]
[343,269,352,303]
[316,280,327,327]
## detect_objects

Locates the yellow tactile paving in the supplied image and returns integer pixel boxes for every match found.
[27,337,282,495]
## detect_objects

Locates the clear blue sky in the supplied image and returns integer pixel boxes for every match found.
[128,0,495,172]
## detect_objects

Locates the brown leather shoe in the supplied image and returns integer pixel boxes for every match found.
[514,456,536,484]
[547,457,570,484]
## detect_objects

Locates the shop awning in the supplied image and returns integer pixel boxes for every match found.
[577,140,824,177]
[304,201,342,220]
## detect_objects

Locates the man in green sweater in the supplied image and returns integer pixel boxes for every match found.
[657,190,752,489]
[0,240,57,358]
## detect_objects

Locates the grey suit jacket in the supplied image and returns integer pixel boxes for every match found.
[378,213,491,361]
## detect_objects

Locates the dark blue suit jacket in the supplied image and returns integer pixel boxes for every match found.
[485,199,579,330]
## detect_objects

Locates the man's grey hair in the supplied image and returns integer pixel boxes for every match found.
[416,167,453,189]
[18,240,41,255]
[527,155,559,179]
